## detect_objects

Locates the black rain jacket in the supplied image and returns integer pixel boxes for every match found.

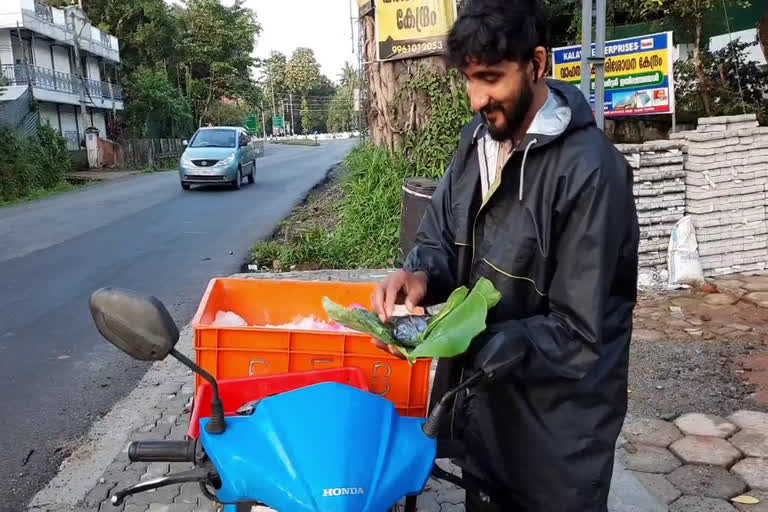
[404,80,639,511]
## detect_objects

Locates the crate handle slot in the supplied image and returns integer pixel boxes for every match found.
[371,361,392,396]
[311,358,336,368]
[248,358,271,376]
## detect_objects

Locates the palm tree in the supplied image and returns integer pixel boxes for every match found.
[338,62,358,89]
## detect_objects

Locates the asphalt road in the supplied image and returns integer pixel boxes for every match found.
[0,139,357,509]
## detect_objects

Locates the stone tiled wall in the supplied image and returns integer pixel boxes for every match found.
[617,140,687,271]
[617,114,768,277]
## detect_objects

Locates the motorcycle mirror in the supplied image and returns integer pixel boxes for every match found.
[89,287,179,361]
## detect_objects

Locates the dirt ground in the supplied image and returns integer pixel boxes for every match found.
[628,284,768,419]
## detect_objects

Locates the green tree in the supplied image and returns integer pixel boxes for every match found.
[285,48,322,96]
[124,66,192,137]
[327,62,359,133]
[675,38,768,122]
[300,96,312,135]
[201,100,249,127]
[327,88,355,133]
[180,0,261,126]
[659,0,750,115]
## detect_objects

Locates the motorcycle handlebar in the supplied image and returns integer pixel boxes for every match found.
[128,440,197,463]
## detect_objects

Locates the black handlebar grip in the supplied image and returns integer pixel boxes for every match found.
[128,440,196,462]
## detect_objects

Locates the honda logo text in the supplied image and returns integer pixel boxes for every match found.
[323,487,365,497]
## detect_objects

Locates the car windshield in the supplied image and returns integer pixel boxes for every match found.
[189,129,236,148]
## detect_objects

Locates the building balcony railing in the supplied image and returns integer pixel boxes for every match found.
[1,64,123,103]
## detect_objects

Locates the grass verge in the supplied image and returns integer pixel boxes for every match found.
[0,182,80,208]
[270,138,320,147]
[251,144,411,270]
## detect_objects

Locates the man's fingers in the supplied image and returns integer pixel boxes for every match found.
[383,274,404,321]
[371,284,386,321]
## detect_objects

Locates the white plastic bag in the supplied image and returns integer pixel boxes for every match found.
[213,310,248,327]
[667,216,705,286]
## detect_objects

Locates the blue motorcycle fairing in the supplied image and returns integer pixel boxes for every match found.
[199,382,437,511]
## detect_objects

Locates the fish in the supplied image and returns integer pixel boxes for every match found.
[391,315,429,347]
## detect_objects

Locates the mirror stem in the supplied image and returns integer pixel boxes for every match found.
[169,348,226,434]
[422,371,483,438]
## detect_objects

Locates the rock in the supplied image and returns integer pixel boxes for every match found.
[731,491,768,512]
[631,471,682,504]
[743,292,768,307]
[729,324,754,332]
[633,328,666,340]
[700,283,720,294]
[672,297,702,308]
[620,444,682,473]
[744,281,768,293]
[729,430,768,458]
[623,417,684,448]
[713,279,745,290]
[728,411,768,435]
[731,458,768,490]
[705,294,740,306]
[670,496,738,511]
[666,464,747,499]
[669,436,743,467]
[674,413,740,438]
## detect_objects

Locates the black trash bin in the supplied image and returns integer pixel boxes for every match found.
[398,177,438,264]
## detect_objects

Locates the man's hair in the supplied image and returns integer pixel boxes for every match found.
[446,0,547,70]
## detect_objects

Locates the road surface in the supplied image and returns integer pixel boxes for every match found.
[0,139,357,509]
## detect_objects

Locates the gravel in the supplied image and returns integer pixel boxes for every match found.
[628,338,768,419]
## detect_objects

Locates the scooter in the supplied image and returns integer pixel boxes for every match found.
[89,287,513,511]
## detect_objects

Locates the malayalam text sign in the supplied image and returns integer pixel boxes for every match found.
[552,32,675,116]
[376,0,456,61]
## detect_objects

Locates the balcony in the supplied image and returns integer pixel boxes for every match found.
[1,64,124,110]
[14,0,120,63]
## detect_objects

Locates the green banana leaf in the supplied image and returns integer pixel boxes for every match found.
[422,285,468,338]
[322,277,501,363]
[406,287,489,360]
[321,297,395,344]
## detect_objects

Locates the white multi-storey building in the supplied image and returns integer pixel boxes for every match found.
[0,0,122,147]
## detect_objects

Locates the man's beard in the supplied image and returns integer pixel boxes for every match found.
[482,80,534,142]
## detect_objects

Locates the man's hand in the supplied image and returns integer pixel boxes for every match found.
[370,270,428,358]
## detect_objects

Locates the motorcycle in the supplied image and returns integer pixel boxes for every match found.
[89,287,514,511]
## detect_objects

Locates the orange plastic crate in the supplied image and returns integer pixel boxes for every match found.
[191,278,432,417]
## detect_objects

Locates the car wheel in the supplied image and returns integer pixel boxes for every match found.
[181,182,191,190]
[247,161,255,184]
[232,167,242,190]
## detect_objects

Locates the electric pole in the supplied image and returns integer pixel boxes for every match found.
[289,93,295,135]
[70,12,89,141]
[580,0,606,130]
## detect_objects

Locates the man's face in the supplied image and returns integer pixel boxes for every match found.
[463,59,535,141]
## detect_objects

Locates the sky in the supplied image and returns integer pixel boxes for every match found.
[242,0,359,83]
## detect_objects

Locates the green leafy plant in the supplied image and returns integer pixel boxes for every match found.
[323,278,501,362]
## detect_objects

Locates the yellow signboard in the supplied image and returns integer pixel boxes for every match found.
[358,0,373,17]
[376,0,457,61]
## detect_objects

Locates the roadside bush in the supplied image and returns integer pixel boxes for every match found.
[252,68,472,270]
[0,124,72,203]
[252,144,414,268]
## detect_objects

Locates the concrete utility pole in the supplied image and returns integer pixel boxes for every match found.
[580,0,606,130]
[70,12,89,141]
[289,93,295,135]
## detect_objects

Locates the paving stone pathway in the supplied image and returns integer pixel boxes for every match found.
[620,410,768,510]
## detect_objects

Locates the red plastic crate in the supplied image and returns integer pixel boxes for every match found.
[188,367,368,439]
[191,278,433,419]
